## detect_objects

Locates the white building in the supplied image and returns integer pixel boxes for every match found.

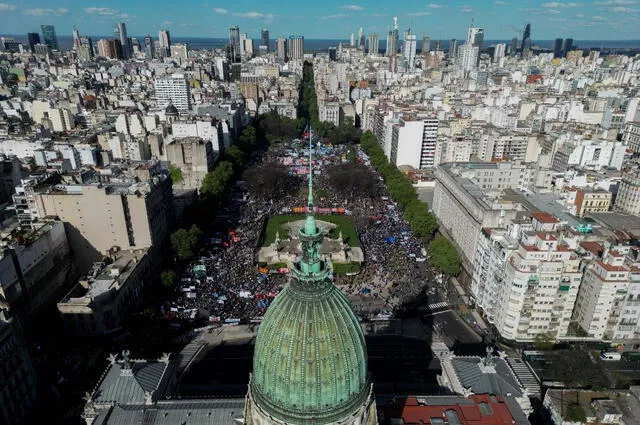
[171,119,222,152]
[154,74,191,114]
[457,43,479,74]
[390,116,438,169]
[566,139,626,170]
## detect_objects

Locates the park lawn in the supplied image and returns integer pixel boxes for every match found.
[262,214,360,247]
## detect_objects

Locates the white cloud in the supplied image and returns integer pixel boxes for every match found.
[232,11,275,20]
[542,2,581,7]
[321,13,349,19]
[576,13,586,17]
[84,7,118,15]
[594,0,636,5]
[427,3,445,8]
[0,3,17,11]
[24,8,69,16]
[495,0,507,4]
[213,7,228,14]
[612,6,636,10]
[343,5,364,10]
[162,20,173,26]
[460,5,474,12]
[407,11,432,16]
[120,13,133,19]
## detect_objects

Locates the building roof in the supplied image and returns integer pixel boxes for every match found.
[93,399,245,425]
[531,212,559,224]
[378,394,529,425]
[451,357,523,397]
[92,359,170,405]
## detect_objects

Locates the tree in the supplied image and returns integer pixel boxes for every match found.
[237,126,257,153]
[160,270,177,289]
[325,163,378,200]
[170,225,203,261]
[168,165,183,184]
[201,161,234,200]
[429,236,461,276]
[243,162,300,200]
[224,145,245,170]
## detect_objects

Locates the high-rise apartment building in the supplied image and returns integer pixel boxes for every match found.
[386,17,399,56]
[260,28,269,51]
[368,33,379,56]
[520,23,531,53]
[509,37,518,55]
[155,74,191,114]
[358,27,365,50]
[276,37,287,60]
[158,29,171,58]
[143,35,154,60]
[403,31,417,68]
[623,122,640,154]
[553,38,563,58]
[457,43,479,73]
[97,38,122,59]
[421,36,430,53]
[389,116,438,169]
[27,32,40,53]
[449,39,458,57]
[33,169,173,270]
[229,25,241,62]
[467,26,484,48]
[113,22,130,59]
[562,38,573,56]
[40,25,58,50]
[288,35,304,60]
[493,43,506,63]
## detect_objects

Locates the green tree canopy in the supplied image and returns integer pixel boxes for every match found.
[429,236,461,276]
[160,270,178,289]
[168,164,183,184]
[201,161,234,200]
[170,225,203,262]
[224,145,245,169]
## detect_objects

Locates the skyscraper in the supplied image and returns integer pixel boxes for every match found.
[288,35,304,60]
[368,33,379,56]
[158,29,171,58]
[260,28,269,52]
[276,37,287,61]
[449,39,458,57]
[40,25,58,50]
[97,38,122,60]
[404,30,417,69]
[520,23,531,53]
[229,25,241,62]
[72,25,80,49]
[562,38,574,56]
[493,43,506,63]
[509,37,518,56]
[113,22,130,59]
[553,38,563,58]
[245,139,376,425]
[422,36,430,54]
[144,36,154,60]
[458,43,479,73]
[467,26,484,48]
[386,16,399,57]
[434,40,441,52]
[350,33,355,47]
[358,27,365,50]
[27,32,40,53]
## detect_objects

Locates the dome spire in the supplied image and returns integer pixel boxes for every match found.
[307,125,314,210]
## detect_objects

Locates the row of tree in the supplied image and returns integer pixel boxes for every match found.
[360,131,461,276]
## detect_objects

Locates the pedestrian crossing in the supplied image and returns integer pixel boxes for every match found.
[506,357,541,396]
[427,301,449,311]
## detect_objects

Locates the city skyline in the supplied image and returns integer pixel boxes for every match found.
[0,0,639,40]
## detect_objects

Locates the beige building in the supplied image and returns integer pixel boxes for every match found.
[57,248,153,336]
[574,188,612,217]
[165,137,217,190]
[615,171,640,216]
[32,168,173,271]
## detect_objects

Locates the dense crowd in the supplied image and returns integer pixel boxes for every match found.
[167,139,436,324]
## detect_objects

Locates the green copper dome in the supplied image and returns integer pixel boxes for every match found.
[250,135,370,424]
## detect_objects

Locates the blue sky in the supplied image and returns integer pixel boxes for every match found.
[0,0,638,40]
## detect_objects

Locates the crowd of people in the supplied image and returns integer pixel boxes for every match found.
[167,139,437,325]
